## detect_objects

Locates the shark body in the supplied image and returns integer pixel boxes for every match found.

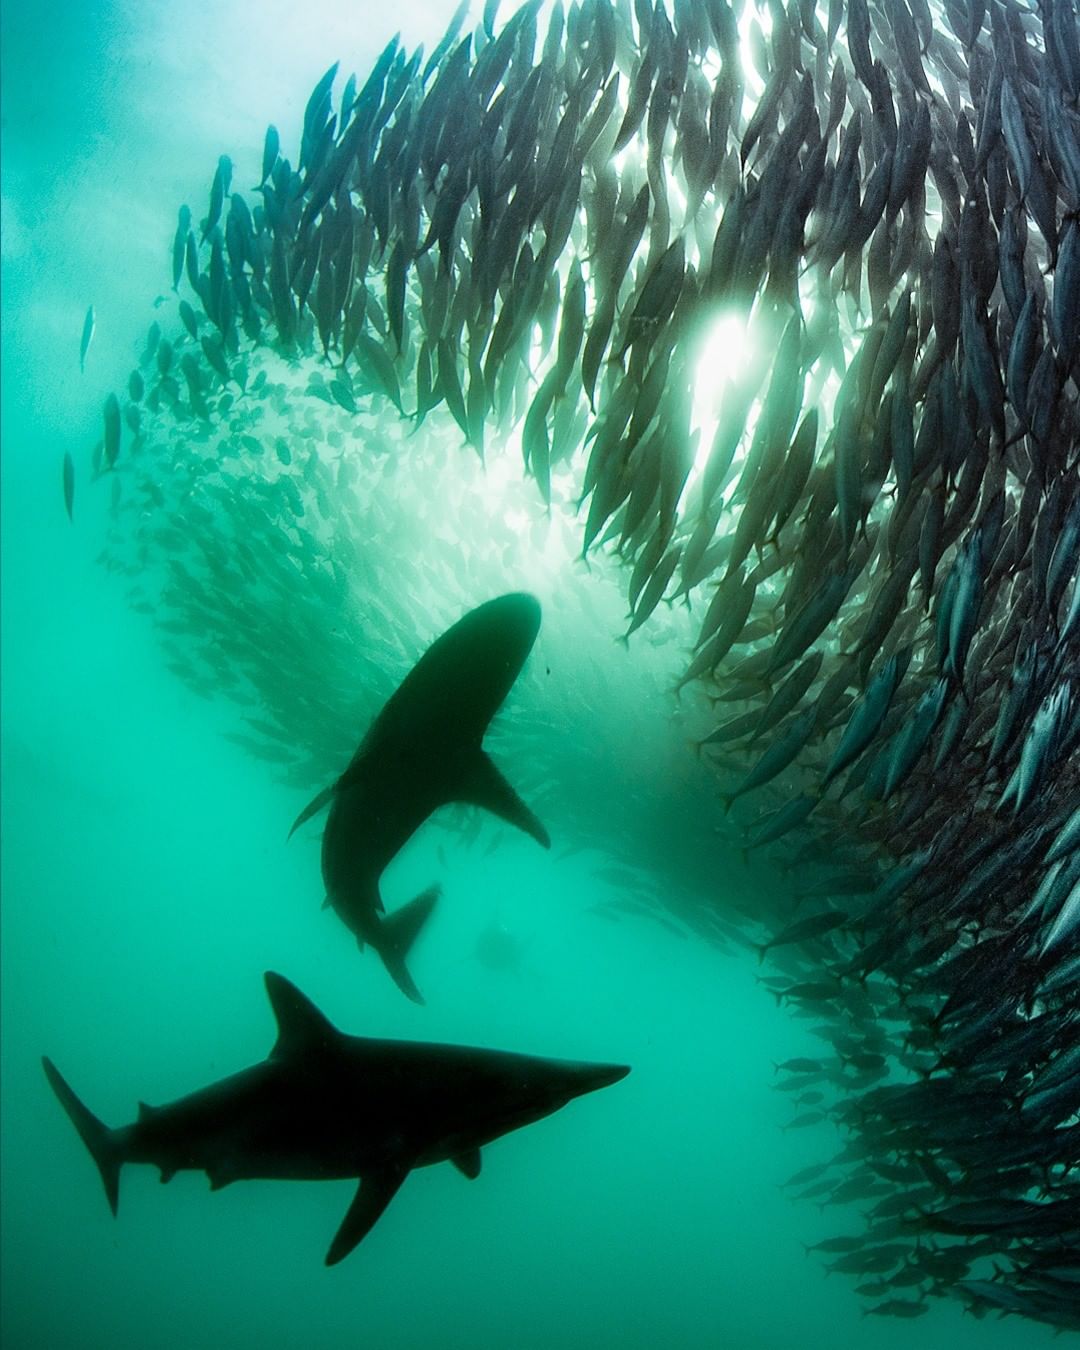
[293,592,551,1001]
[43,972,629,1265]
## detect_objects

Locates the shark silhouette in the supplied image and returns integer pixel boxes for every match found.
[291,592,551,1001]
[43,972,629,1265]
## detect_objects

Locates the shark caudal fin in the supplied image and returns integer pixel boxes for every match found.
[373,884,441,1004]
[42,1057,124,1215]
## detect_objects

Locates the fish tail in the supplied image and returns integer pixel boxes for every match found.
[374,884,441,1004]
[42,1057,124,1215]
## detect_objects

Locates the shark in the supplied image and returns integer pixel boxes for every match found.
[291,592,552,1002]
[43,972,629,1265]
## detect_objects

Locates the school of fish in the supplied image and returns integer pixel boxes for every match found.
[69,0,1078,1330]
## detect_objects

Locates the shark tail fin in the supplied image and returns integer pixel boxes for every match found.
[375,884,441,1004]
[42,1057,123,1216]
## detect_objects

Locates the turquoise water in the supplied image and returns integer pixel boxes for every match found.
[0,2,1070,1347]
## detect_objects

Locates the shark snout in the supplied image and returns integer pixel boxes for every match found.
[568,1061,631,1097]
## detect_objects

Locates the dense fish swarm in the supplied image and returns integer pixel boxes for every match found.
[80,0,1078,1329]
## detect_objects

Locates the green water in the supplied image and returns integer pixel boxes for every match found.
[0,2,1067,1347]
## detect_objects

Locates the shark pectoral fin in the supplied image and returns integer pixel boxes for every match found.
[451,1149,482,1180]
[287,783,337,840]
[326,1167,410,1266]
[459,751,551,849]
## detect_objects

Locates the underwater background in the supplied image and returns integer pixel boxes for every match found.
[1,1,1076,1347]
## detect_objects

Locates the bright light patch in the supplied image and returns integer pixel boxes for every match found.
[686,309,758,499]
[611,139,648,182]
[798,266,819,320]
[691,311,755,441]
[738,7,770,99]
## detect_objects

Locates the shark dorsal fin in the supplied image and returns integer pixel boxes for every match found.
[264,972,339,1060]
[137,1101,157,1123]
